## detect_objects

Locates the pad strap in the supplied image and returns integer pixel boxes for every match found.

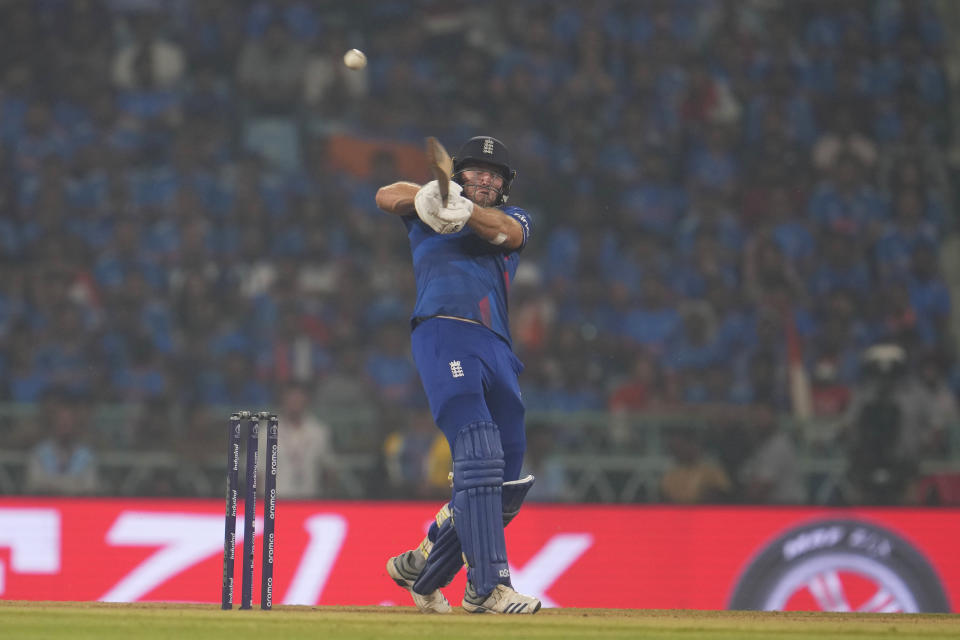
[502,474,535,526]
[414,512,459,592]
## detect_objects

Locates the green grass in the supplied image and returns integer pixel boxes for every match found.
[0,602,957,640]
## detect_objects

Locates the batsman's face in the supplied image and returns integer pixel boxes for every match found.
[461,165,504,207]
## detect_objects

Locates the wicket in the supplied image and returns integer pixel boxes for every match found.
[221,410,279,610]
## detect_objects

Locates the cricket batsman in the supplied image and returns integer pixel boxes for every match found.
[375,136,541,614]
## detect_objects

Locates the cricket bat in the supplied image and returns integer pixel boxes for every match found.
[425,136,454,206]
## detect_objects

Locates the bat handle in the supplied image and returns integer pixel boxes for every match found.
[434,172,450,207]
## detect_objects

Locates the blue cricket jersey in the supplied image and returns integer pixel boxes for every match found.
[402,206,531,346]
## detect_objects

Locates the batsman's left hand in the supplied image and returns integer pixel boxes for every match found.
[415,181,471,234]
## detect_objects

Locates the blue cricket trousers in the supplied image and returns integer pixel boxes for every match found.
[410,317,526,481]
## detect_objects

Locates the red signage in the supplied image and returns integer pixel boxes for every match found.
[0,499,957,612]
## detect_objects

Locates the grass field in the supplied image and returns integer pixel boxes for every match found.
[1,602,958,640]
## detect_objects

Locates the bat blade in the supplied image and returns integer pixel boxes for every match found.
[425,136,454,206]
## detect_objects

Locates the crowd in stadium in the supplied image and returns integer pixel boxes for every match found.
[0,0,957,503]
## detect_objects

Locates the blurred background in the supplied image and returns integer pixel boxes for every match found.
[0,0,958,508]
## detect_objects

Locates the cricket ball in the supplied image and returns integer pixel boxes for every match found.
[343,48,367,70]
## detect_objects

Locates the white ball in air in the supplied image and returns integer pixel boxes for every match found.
[343,48,367,70]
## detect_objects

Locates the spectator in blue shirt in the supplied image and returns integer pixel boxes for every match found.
[6,338,51,403]
[675,185,744,258]
[808,153,888,235]
[663,302,726,375]
[874,187,939,281]
[110,334,169,402]
[94,218,167,292]
[685,124,740,196]
[908,250,951,348]
[365,323,419,407]
[621,277,681,354]
[763,185,817,275]
[745,69,817,148]
[809,231,872,301]
[12,101,70,175]
[199,350,271,408]
[619,151,686,239]
[24,390,99,495]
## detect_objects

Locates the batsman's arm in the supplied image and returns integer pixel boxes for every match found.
[466,206,524,251]
[375,181,420,216]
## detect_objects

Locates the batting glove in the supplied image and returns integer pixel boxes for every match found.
[414,180,443,220]
[439,192,474,219]
[416,181,471,234]
[432,199,472,233]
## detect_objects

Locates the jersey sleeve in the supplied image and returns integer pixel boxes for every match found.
[502,206,531,250]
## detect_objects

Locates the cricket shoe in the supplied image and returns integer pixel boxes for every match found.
[462,582,542,614]
[386,551,452,614]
